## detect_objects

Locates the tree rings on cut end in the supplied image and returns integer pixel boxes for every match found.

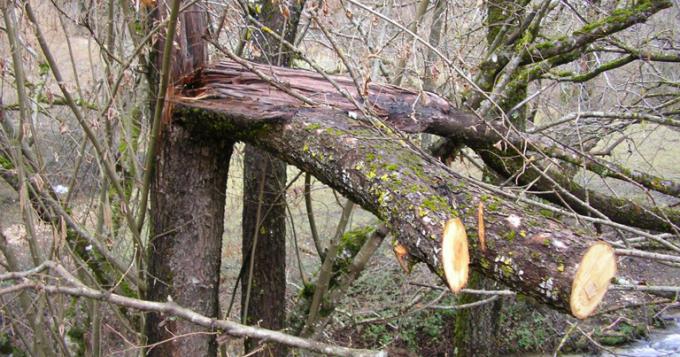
[570,242,617,319]
[442,217,469,293]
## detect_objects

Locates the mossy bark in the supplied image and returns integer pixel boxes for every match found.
[453,273,503,356]
[172,65,615,314]
[147,125,232,356]
[241,145,287,356]
[239,1,304,355]
[145,1,232,355]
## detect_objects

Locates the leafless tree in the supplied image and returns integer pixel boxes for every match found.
[0,0,678,355]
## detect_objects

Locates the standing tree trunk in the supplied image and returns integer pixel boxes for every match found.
[147,129,232,356]
[454,2,527,355]
[145,1,233,355]
[241,1,305,355]
[453,273,503,356]
[241,146,288,355]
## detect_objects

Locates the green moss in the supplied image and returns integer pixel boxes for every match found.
[38,61,50,76]
[66,326,85,340]
[479,257,491,270]
[411,164,426,179]
[504,230,516,241]
[118,279,138,299]
[500,263,514,278]
[366,169,376,180]
[0,332,24,356]
[65,298,87,357]
[487,198,501,212]
[422,196,449,212]
[377,190,388,207]
[598,333,628,346]
[578,1,657,35]
[533,39,557,52]
[305,123,322,131]
[595,321,647,346]
[339,226,374,257]
[0,155,13,170]
[300,281,316,299]
[385,163,399,171]
[538,209,554,218]
[324,127,346,136]
[514,30,535,51]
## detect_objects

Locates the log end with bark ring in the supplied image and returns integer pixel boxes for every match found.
[442,217,469,293]
[570,242,617,319]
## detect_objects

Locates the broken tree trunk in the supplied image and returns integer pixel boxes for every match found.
[146,1,231,355]
[170,60,617,317]
[147,126,232,356]
[174,60,680,233]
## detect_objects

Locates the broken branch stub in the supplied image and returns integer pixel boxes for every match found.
[442,217,470,293]
[570,242,617,319]
[393,242,411,274]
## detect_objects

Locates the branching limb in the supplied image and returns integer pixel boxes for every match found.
[0,262,386,357]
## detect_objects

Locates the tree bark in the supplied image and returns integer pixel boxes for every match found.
[184,59,680,232]
[240,1,304,355]
[455,2,527,353]
[171,61,619,316]
[146,1,233,356]
[453,274,503,356]
[147,126,232,356]
[241,145,287,355]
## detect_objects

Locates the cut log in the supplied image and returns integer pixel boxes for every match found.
[570,242,617,319]
[442,217,469,293]
[171,59,617,317]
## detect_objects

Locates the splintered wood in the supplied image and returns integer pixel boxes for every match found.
[570,242,617,319]
[442,217,469,293]
[477,202,486,252]
[393,243,411,273]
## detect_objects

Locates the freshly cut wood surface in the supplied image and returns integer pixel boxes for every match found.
[442,217,469,293]
[477,202,486,252]
[393,243,411,273]
[570,242,617,319]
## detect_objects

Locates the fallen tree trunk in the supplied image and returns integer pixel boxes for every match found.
[169,60,618,317]
[174,60,680,233]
